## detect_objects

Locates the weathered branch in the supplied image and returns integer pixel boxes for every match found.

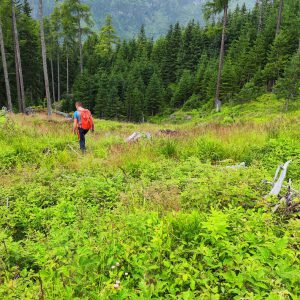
[269,160,292,196]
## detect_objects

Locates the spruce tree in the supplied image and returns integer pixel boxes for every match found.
[177,21,195,73]
[145,72,163,116]
[274,52,300,110]
[96,15,119,57]
[161,23,181,85]
[171,70,194,108]
[95,71,110,118]
[263,30,297,91]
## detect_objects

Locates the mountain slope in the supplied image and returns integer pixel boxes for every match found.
[28,0,255,38]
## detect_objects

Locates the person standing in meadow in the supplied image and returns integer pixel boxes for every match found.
[73,101,94,152]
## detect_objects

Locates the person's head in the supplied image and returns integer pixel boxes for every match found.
[75,101,83,109]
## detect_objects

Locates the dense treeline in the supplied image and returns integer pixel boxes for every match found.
[0,0,300,121]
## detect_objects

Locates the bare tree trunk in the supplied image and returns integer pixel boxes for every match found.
[66,47,69,95]
[77,1,83,75]
[12,0,25,113]
[257,0,263,32]
[78,21,83,75]
[14,43,21,112]
[215,5,228,112]
[11,8,21,111]
[50,56,55,102]
[275,0,284,36]
[39,0,52,116]
[57,49,60,101]
[0,17,12,112]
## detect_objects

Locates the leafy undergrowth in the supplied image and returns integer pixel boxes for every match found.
[1,99,300,299]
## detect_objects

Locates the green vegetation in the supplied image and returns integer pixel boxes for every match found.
[1,97,300,298]
[1,0,300,297]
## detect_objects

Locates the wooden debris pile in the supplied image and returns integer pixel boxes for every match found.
[158,129,179,136]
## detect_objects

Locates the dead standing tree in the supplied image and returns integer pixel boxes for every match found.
[0,16,12,111]
[12,0,25,113]
[39,0,52,116]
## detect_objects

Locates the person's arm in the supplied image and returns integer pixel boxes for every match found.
[91,115,95,132]
[73,112,78,134]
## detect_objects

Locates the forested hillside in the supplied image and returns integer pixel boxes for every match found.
[0,0,299,121]
[28,0,256,38]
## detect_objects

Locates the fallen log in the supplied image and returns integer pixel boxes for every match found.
[269,160,292,196]
[53,110,72,120]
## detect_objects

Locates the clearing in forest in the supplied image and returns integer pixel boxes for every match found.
[1,97,300,299]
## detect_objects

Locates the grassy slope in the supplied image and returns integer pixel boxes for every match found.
[0,96,300,299]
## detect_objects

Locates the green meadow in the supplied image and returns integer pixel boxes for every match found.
[1,96,300,299]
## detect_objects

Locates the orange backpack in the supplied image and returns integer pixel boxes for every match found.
[79,109,93,130]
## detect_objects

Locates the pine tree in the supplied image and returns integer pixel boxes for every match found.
[95,15,119,57]
[221,59,239,100]
[60,0,92,75]
[274,52,300,110]
[161,23,181,85]
[18,0,43,105]
[105,73,125,119]
[95,71,110,118]
[194,54,209,100]
[177,21,195,73]
[145,72,163,116]
[125,76,145,122]
[130,87,144,122]
[171,70,194,108]
[263,30,297,91]
[73,72,98,111]
[243,33,267,80]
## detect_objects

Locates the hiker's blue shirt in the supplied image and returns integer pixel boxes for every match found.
[74,111,81,122]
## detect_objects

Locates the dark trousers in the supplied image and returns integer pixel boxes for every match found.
[78,128,89,150]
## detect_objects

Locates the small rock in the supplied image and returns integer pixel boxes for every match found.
[225,162,246,169]
[126,132,151,142]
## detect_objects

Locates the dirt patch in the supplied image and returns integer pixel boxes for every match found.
[157,129,180,136]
